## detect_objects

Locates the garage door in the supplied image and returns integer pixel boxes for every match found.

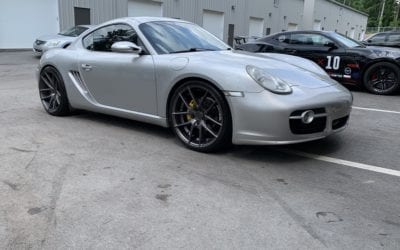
[287,23,298,31]
[313,20,321,31]
[128,0,163,17]
[249,17,264,38]
[349,27,355,39]
[203,10,224,40]
[0,0,59,49]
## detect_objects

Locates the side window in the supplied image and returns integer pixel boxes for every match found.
[83,24,144,52]
[273,34,291,44]
[369,34,386,43]
[289,34,333,46]
[387,34,400,42]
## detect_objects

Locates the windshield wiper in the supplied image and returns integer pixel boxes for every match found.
[170,48,216,54]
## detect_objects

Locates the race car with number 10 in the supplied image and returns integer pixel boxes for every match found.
[238,30,400,95]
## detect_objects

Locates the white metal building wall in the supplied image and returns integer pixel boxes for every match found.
[314,0,368,39]
[0,0,59,49]
[0,0,369,49]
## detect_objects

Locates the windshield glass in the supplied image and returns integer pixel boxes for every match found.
[330,32,364,48]
[139,21,229,54]
[59,26,89,37]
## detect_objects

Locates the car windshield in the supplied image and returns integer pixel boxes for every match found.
[59,26,89,37]
[330,32,365,48]
[139,21,229,54]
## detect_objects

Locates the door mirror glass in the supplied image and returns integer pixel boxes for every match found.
[324,42,337,49]
[111,41,142,54]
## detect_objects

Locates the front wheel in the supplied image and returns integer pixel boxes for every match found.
[363,62,400,95]
[169,81,232,152]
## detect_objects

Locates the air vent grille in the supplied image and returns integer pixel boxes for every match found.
[70,70,89,94]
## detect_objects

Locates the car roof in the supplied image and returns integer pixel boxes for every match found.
[99,16,190,26]
[273,30,336,35]
[77,25,95,28]
[371,31,400,35]
[258,30,336,41]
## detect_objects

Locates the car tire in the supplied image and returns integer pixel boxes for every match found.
[363,62,400,95]
[169,80,232,152]
[38,66,71,116]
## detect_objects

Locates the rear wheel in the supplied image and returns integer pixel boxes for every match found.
[38,66,70,116]
[169,81,232,152]
[363,62,400,95]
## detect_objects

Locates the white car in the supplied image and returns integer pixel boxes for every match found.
[33,25,93,56]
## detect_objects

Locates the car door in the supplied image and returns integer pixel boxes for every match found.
[365,33,387,47]
[78,23,157,115]
[386,33,400,48]
[279,33,358,82]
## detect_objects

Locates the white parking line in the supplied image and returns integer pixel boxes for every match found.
[280,148,400,177]
[353,106,400,115]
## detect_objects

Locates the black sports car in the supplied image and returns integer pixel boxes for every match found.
[362,31,400,49]
[238,31,400,95]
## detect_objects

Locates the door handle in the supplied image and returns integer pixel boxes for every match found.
[81,64,93,71]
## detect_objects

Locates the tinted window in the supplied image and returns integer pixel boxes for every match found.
[273,34,291,44]
[329,32,363,48]
[369,34,386,43]
[289,33,333,46]
[387,34,400,42]
[83,24,143,52]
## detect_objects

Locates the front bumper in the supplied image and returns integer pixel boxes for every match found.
[227,85,353,145]
[33,42,55,56]
[33,43,45,56]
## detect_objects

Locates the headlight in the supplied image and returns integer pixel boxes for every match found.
[46,41,61,47]
[246,65,292,94]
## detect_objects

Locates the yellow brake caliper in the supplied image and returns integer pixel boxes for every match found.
[186,99,196,121]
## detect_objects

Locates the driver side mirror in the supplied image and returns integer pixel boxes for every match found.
[324,42,338,50]
[111,41,142,54]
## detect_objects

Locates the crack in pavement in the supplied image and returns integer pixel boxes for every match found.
[40,155,72,248]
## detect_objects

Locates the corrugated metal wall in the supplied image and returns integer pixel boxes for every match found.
[58,0,368,41]
[59,0,126,30]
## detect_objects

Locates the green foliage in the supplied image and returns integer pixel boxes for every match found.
[335,0,400,27]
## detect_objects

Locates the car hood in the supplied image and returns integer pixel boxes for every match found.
[189,50,336,89]
[350,46,400,59]
[36,34,75,42]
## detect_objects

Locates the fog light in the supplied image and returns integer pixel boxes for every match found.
[301,110,315,124]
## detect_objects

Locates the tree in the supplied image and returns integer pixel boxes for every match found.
[336,0,399,27]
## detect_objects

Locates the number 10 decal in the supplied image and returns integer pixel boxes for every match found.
[325,56,340,70]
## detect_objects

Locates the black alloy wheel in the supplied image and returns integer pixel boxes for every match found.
[363,62,400,95]
[169,81,231,152]
[39,66,70,116]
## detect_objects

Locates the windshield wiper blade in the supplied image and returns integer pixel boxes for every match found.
[170,48,216,54]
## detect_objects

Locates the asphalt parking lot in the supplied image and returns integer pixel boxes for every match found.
[1,51,400,249]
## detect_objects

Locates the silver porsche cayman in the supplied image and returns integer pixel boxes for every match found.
[37,17,352,152]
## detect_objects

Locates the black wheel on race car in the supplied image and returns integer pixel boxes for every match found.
[363,62,400,95]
